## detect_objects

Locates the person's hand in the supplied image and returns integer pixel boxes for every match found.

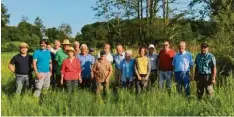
[211,79,216,84]
[49,72,52,77]
[79,78,82,83]
[138,76,142,80]
[60,79,63,85]
[36,72,43,80]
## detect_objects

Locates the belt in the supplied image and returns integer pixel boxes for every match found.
[15,73,28,75]
[151,69,157,72]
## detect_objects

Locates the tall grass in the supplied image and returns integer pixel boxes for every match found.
[1,52,234,116]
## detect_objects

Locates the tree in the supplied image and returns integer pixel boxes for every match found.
[58,23,72,39]
[45,27,59,42]
[1,3,10,27]
[34,17,45,37]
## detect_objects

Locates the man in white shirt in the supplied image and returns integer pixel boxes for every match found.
[97,43,113,63]
[147,44,159,87]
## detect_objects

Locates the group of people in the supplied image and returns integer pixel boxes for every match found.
[8,39,216,99]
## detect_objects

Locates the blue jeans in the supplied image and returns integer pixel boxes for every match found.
[159,71,172,89]
[175,71,190,96]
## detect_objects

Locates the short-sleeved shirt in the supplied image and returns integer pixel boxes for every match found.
[60,58,81,80]
[77,54,95,79]
[135,56,150,74]
[120,59,135,82]
[33,49,51,72]
[93,59,112,82]
[172,51,193,72]
[158,49,176,71]
[113,52,125,69]
[10,54,33,75]
[147,53,159,70]
[55,49,68,75]
[195,52,216,74]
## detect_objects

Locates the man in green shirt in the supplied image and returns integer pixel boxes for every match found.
[55,39,70,88]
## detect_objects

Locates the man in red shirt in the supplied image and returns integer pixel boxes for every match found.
[60,47,82,92]
[158,40,176,91]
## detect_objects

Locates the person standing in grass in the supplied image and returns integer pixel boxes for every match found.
[92,50,113,95]
[147,44,159,87]
[120,50,135,88]
[135,46,151,94]
[195,43,216,99]
[60,47,82,92]
[172,41,193,97]
[158,41,176,91]
[55,39,70,88]
[77,44,95,89]
[74,41,80,56]
[97,43,113,63]
[113,44,125,88]
[8,42,33,94]
[33,40,52,97]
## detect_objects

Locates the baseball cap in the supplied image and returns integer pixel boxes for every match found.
[148,44,155,48]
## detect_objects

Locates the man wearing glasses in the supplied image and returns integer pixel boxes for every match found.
[158,40,176,92]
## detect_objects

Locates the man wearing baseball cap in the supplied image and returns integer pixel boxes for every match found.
[195,43,217,99]
[8,42,33,94]
[147,44,159,87]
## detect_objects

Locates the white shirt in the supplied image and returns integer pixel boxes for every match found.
[97,51,113,63]
[147,52,159,70]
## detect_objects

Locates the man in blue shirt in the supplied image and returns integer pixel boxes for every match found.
[113,44,125,87]
[172,41,193,97]
[195,43,216,99]
[33,40,52,97]
[77,44,95,89]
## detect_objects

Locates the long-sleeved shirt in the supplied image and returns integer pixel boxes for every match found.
[61,58,81,80]
[92,59,112,82]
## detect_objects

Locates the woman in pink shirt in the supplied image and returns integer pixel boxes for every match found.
[61,47,81,92]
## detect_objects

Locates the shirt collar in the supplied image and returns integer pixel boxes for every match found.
[179,51,186,55]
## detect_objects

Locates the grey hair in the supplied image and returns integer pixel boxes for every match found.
[80,44,88,49]
[125,50,132,56]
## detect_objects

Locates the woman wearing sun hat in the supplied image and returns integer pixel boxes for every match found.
[60,47,82,92]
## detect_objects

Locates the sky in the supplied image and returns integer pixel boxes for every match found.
[2,0,193,37]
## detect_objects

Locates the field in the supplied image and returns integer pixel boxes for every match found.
[1,52,234,116]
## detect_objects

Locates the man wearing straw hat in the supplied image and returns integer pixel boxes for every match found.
[8,42,33,94]
[55,39,70,88]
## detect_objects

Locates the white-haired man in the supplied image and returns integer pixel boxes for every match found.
[77,44,95,88]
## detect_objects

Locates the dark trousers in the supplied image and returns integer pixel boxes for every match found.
[135,74,149,94]
[65,80,79,92]
[196,74,214,99]
[80,78,93,89]
[149,70,157,87]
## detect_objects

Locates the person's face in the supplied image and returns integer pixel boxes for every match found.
[178,43,186,53]
[40,42,47,50]
[68,51,74,57]
[47,45,51,50]
[140,48,145,56]
[81,47,87,54]
[100,54,106,60]
[104,45,110,52]
[163,42,170,50]
[54,41,61,49]
[149,48,154,54]
[116,46,123,54]
[201,47,208,54]
[125,53,131,60]
[63,44,70,50]
[74,43,80,49]
[20,47,28,54]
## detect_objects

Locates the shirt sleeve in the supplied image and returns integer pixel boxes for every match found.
[91,56,95,65]
[210,55,216,67]
[9,56,16,65]
[33,51,38,60]
[60,60,66,74]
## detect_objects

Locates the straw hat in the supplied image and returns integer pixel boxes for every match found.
[19,42,29,48]
[61,39,71,45]
[67,47,75,52]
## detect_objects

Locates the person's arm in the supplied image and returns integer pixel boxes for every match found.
[211,55,217,84]
[106,62,113,82]
[49,59,52,76]
[8,56,15,73]
[60,60,66,85]
[77,59,82,82]
[134,58,141,80]
[146,58,151,80]
[33,59,42,79]
[92,61,97,79]
[194,55,198,81]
